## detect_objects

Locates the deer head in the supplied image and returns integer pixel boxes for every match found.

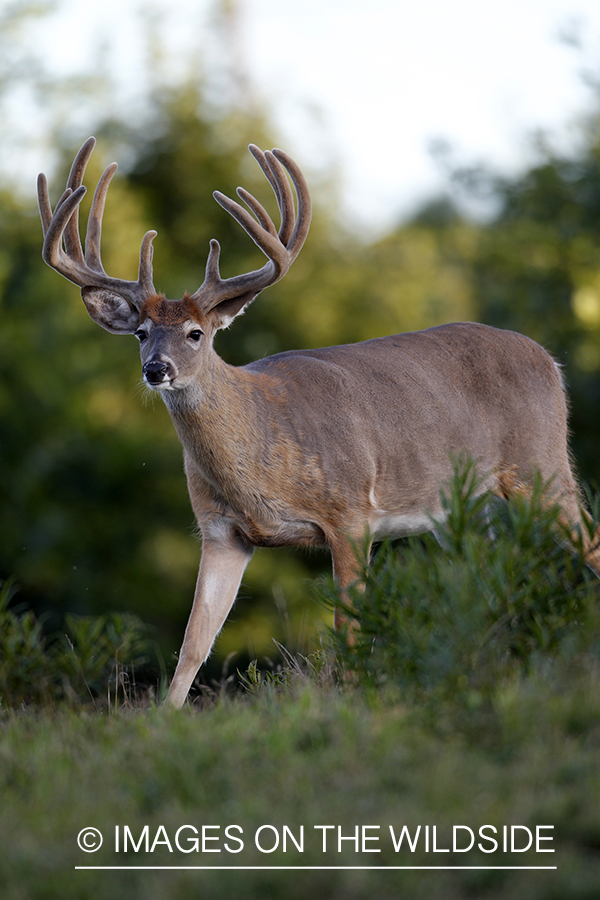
[37,137,312,391]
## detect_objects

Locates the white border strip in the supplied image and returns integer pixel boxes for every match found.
[75,865,558,871]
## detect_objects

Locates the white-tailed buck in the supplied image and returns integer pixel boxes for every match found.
[38,137,600,707]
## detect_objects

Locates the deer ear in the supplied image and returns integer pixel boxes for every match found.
[204,291,257,330]
[81,286,140,334]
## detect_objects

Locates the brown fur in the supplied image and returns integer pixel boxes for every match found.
[140,293,207,326]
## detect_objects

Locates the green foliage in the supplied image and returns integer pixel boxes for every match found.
[325,462,600,708]
[2,661,600,898]
[238,643,335,697]
[0,578,152,709]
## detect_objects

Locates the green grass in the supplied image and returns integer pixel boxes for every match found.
[1,668,600,899]
[2,465,600,899]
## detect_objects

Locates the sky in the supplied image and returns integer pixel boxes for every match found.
[243,0,600,230]
[8,0,600,234]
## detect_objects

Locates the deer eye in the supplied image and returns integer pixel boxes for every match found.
[188,329,203,342]
[135,330,147,343]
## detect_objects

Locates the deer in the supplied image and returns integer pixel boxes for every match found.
[38,137,600,707]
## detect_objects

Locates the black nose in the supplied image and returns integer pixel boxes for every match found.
[143,360,172,385]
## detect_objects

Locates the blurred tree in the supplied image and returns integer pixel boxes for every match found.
[450,118,600,484]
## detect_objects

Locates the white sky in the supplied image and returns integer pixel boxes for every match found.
[8,0,600,233]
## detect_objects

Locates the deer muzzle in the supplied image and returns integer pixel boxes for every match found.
[143,359,177,387]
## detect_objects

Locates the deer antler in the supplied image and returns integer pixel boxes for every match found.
[37,137,157,308]
[192,144,312,310]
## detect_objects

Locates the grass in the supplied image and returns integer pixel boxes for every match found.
[2,464,600,899]
[1,668,600,899]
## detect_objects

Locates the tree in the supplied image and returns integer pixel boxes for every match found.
[460,118,600,483]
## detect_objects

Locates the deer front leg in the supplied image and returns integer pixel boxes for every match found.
[165,537,254,708]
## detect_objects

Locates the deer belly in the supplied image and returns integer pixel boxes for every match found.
[369,508,437,540]
[204,512,327,549]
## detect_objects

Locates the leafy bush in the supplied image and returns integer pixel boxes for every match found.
[0,578,152,709]
[325,461,600,708]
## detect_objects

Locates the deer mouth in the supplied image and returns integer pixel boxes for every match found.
[145,376,174,391]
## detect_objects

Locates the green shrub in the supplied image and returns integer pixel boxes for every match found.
[0,579,152,709]
[325,461,600,708]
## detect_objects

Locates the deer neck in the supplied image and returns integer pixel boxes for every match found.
[161,351,272,494]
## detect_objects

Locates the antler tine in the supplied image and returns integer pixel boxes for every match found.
[139,229,158,293]
[84,161,118,273]
[204,239,222,282]
[249,145,295,245]
[271,148,312,256]
[62,137,96,266]
[37,138,158,308]
[192,144,312,309]
[247,144,278,193]
[211,190,290,268]
[234,187,278,238]
[267,152,295,244]
[37,173,65,236]
[39,182,88,274]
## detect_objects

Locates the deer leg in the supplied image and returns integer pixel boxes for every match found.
[496,465,600,578]
[329,535,371,636]
[165,538,253,708]
[554,487,600,578]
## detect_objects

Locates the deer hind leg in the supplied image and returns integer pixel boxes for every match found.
[165,537,254,708]
[553,486,600,578]
[329,534,372,639]
[578,510,600,577]
[495,464,600,578]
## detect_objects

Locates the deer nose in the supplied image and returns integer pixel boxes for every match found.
[143,359,174,385]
